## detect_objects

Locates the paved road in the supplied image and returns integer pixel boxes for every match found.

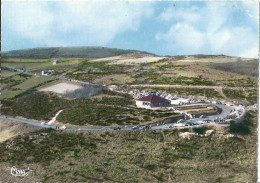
[150,104,237,130]
[0,104,238,131]
[131,84,257,90]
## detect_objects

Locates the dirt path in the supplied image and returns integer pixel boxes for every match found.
[130,84,257,90]
[216,88,227,99]
[47,110,63,125]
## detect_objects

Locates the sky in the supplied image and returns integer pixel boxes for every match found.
[2,1,259,58]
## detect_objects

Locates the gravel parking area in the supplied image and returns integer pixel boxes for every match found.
[39,82,82,94]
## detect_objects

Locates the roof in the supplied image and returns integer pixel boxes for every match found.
[137,94,169,102]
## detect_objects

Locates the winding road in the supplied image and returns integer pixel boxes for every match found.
[0,104,240,131]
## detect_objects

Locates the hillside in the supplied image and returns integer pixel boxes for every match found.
[212,59,259,77]
[2,47,155,59]
[163,54,255,63]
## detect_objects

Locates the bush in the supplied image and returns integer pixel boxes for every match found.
[193,126,209,134]
[229,113,252,135]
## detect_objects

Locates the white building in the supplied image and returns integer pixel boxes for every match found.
[53,59,62,65]
[41,70,54,76]
[136,94,170,109]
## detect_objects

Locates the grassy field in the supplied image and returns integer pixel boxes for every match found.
[1,70,57,99]
[222,89,258,104]
[2,46,142,59]
[0,110,257,182]
[212,59,258,77]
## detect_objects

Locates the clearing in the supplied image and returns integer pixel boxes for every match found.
[91,52,165,65]
[39,82,82,94]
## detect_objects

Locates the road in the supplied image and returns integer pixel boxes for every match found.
[151,104,237,130]
[0,104,238,132]
[130,84,257,90]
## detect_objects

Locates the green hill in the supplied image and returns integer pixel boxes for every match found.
[2,47,154,59]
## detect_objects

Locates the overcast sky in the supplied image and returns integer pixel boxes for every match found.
[2,1,259,58]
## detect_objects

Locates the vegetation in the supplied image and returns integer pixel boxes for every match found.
[132,72,215,86]
[212,59,259,77]
[246,89,258,104]
[0,111,257,182]
[192,126,209,134]
[229,113,253,135]
[1,69,57,99]
[139,87,222,99]
[223,89,245,99]
[2,47,150,59]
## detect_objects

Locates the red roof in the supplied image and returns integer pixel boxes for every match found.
[137,94,169,102]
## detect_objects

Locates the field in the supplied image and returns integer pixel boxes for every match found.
[2,46,142,59]
[1,70,57,99]
[0,118,40,143]
[39,82,83,94]
[0,110,257,182]
[212,59,258,77]
[91,52,165,65]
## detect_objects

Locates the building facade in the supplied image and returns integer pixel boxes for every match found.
[136,94,170,108]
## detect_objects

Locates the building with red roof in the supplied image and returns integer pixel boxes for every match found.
[136,94,170,108]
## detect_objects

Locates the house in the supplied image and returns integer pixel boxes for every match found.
[41,70,54,76]
[53,59,62,65]
[136,94,170,108]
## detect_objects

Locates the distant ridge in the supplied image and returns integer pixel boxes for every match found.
[2,46,156,59]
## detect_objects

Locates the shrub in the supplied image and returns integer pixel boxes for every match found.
[193,126,209,134]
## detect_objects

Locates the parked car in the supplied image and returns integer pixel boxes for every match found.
[131,126,139,130]
[139,126,148,130]
[185,122,193,126]
[100,127,108,130]
[112,127,121,130]
[203,120,211,123]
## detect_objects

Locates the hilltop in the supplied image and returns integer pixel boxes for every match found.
[2,47,156,59]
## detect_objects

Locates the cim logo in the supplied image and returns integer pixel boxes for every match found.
[9,166,32,177]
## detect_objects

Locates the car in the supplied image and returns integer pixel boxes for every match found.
[112,127,121,130]
[100,127,108,130]
[131,126,139,130]
[139,126,149,130]
[204,120,211,123]
[185,122,193,126]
